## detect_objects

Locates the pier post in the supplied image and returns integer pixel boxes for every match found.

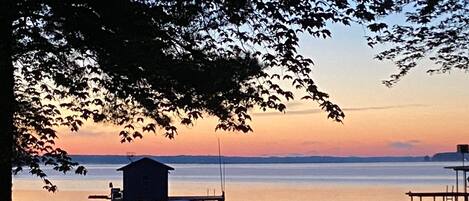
[457,171,459,201]
[464,171,467,201]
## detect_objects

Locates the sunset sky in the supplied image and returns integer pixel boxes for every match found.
[55,23,469,157]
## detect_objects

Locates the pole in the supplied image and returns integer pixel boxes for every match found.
[464,171,467,193]
[217,138,224,193]
[222,160,226,191]
[457,171,460,201]
[463,170,468,201]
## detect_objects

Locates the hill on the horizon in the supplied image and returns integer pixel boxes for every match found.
[71,155,428,164]
[432,152,469,161]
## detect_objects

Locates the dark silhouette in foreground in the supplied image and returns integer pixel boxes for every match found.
[1,1,467,201]
[406,145,469,201]
[89,158,224,201]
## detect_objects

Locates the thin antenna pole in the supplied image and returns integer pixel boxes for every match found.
[218,138,224,193]
[222,159,226,191]
[126,152,135,163]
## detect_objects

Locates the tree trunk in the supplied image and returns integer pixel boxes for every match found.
[0,0,14,200]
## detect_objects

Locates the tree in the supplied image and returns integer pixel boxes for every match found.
[367,0,468,86]
[1,0,466,201]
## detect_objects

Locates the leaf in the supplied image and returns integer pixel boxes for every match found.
[132,131,143,139]
[75,166,87,175]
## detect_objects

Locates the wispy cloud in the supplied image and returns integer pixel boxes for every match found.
[301,140,321,146]
[76,130,107,137]
[389,140,420,149]
[253,104,426,116]
[285,101,306,109]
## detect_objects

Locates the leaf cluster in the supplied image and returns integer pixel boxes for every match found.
[367,0,468,86]
[10,0,398,191]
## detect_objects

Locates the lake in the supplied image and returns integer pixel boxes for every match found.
[13,162,464,201]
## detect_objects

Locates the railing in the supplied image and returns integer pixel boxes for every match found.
[406,192,469,201]
[168,195,225,201]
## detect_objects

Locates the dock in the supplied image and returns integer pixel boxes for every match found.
[406,144,469,201]
[90,195,225,201]
[406,165,469,201]
[168,195,225,201]
[406,192,469,201]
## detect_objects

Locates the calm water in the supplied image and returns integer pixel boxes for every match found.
[13,162,463,201]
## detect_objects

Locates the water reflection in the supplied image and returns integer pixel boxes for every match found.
[13,162,459,201]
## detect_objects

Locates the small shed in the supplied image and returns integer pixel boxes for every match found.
[117,157,174,201]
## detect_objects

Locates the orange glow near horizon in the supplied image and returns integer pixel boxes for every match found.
[54,24,469,157]
[55,100,469,157]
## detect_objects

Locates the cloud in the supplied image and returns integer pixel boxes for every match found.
[78,130,102,135]
[285,101,306,109]
[389,140,420,149]
[253,104,427,116]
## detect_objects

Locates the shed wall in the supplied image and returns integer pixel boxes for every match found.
[123,167,169,201]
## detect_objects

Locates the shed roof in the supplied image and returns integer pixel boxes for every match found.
[117,157,174,171]
[444,166,469,171]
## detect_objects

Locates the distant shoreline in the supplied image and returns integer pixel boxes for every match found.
[71,155,432,164]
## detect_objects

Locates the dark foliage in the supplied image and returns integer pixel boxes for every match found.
[367,0,468,86]
[2,0,464,200]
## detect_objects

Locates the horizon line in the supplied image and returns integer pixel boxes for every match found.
[69,154,434,158]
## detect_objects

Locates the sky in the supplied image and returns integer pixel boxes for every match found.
[55,23,469,157]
